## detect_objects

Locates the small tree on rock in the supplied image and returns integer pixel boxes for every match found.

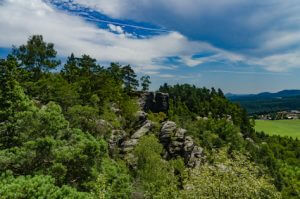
[140,75,151,91]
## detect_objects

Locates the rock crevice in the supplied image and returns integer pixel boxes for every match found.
[138,92,169,113]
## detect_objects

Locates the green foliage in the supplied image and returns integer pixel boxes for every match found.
[134,135,179,198]
[0,101,107,190]
[1,35,299,198]
[140,75,151,91]
[279,163,300,198]
[100,103,121,129]
[119,96,139,129]
[94,158,132,199]
[187,118,244,151]
[159,83,254,137]
[12,35,60,80]
[248,133,300,197]
[230,94,300,115]
[255,119,300,138]
[66,105,99,134]
[61,54,123,107]
[181,148,281,199]
[32,74,80,110]
[147,112,167,124]
[147,112,167,133]
[0,171,93,199]
[107,62,124,83]
[122,65,139,93]
[0,58,34,148]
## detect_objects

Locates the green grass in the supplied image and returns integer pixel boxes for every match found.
[255,120,300,139]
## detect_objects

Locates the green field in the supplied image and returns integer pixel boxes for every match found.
[255,119,300,139]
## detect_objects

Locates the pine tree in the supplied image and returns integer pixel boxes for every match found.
[140,75,151,91]
[122,65,139,92]
[12,35,60,80]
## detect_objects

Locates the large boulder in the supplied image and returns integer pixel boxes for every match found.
[160,121,204,167]
[131,120,153,139]
[160,121,177,140]
[138,92,169,113]
[135,111,148,124]
[154,92,169,113]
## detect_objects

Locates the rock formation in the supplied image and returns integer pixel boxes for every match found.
[160,121,204,167]
[138,92,169,113]
[121,119,154,153]
[108,93,204,168]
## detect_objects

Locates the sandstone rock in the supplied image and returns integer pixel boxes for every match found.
[138,92,169,113]
[154,92,169,113]
[122,139,139,148]
[159,121,204,167]
[108,130,126,154]
[171,141,183,147]
[131,120,153,139]
[161,121,177,134]
[184,139,194,151]
[192,146,204,158]
[120,119,154,155]
[174,128,186,140]
[136,111,147,122]
[122,146,135,153]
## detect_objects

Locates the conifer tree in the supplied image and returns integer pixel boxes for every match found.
[12,35,60,80]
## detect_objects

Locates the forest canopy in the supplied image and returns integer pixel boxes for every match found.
[0,35,299,198]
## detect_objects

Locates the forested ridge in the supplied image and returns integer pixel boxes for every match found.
[0,35,299,198]
[228,93,300,114]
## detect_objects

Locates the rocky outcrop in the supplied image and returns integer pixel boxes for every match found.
[160,121,204,167]
[138,92,169,113]
[121,118,154,154]
[108,109,203,168]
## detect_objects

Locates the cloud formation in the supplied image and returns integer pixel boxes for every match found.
[1,0,300,73]
[0,0,243,75]
[68,0,300,72]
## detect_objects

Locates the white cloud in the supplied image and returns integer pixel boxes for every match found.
[71,0,126,18]
[107,24,124,34]
[158,74,175,78]
[71,0,248,20]
[68,0,300,72]
[2,0,300,74]
[251,52,300,72]
[0,0,245,74]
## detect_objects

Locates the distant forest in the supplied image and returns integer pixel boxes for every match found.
[228,92,300,114]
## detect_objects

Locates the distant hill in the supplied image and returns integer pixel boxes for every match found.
[226,90,300,114]
[226,90,300,101]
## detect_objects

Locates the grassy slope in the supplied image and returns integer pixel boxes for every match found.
[255,120,300,139]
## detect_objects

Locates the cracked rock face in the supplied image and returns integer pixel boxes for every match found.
[138,92,169,113]
[108,108,203,168]
[109,130,126,154]
[121,119,154,154]
[160,121,204,167]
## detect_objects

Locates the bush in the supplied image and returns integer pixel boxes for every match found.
[134,135,179,198]
[181,148,281,199]
[0,171,93,199]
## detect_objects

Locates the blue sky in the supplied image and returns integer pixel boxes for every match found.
[1,0,300,93]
